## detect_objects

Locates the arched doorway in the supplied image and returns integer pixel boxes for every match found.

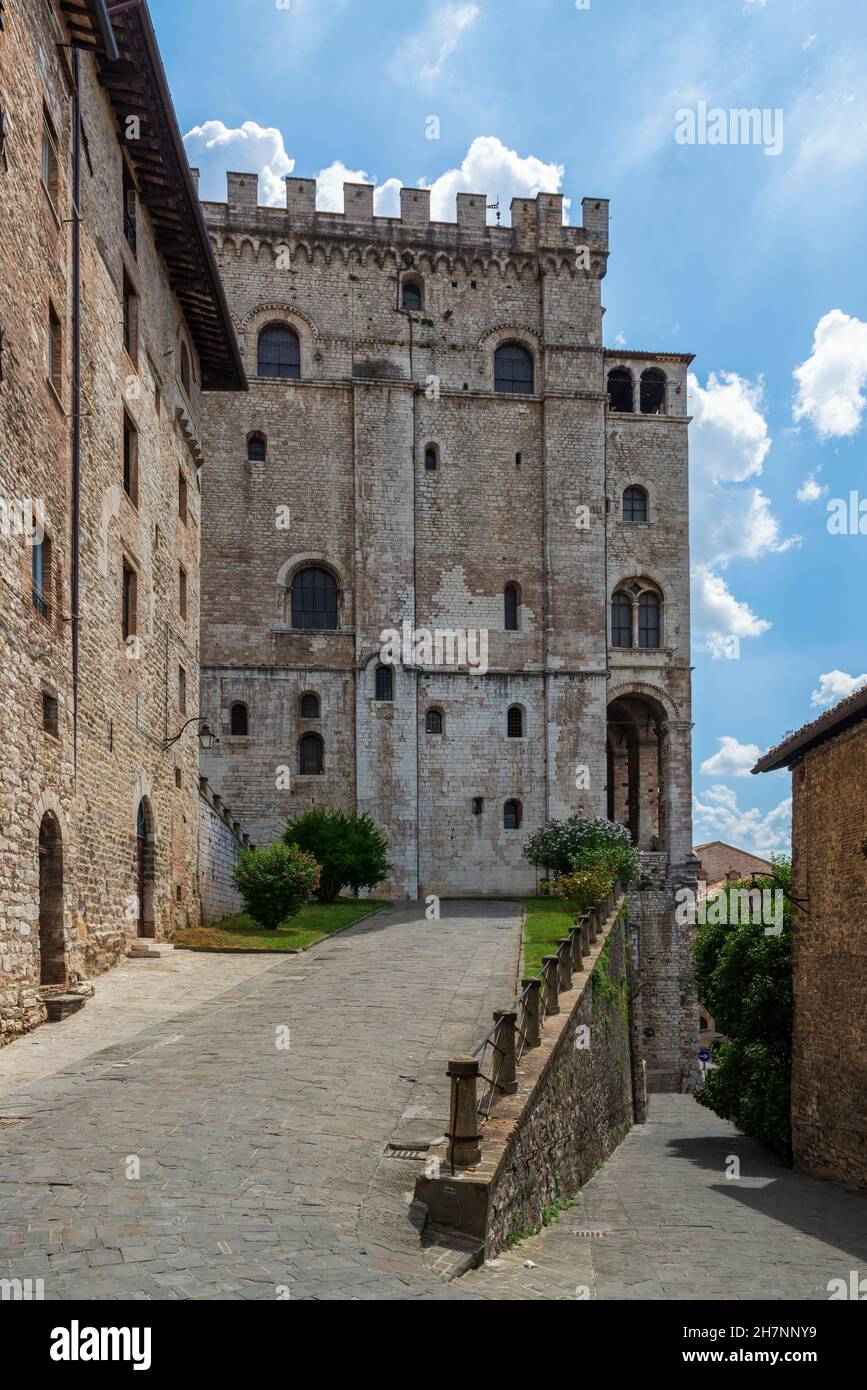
[606,695,669,851]
[38,812,65,985]
[135,798,155,938]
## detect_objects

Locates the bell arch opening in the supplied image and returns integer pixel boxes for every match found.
[606,694,669,852]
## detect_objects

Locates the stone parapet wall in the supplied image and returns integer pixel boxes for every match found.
[198,780,249,925]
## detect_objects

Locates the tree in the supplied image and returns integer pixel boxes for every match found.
[523,814,639,887]
[283,809,390,903]
[692,856,793,1160]
[231,843,320,930]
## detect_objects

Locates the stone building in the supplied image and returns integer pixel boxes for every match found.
[754,689,867,1192]
[198,173,699,1088]
[0,0,244,1042]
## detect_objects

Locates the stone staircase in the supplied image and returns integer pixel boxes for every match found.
[126,941,176,961]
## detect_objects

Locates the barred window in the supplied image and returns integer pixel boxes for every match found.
[299,732,323,775]
[623,486,648,523]
[375,664,393,701]
[247,432,267,462]
[507,705,523,738]
[258,324,300,379]
[494,343,534,395]
[424,444,438,472]
[426,707,443,734]
[291,567,338,630]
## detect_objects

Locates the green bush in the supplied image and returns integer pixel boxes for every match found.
[231,843,320,930]
[523,814,639,887]
[551,864,615,924]
[693,855,793,1160]
[283,809,390,903]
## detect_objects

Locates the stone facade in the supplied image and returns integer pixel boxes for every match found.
[0,1,243,1043]
[198,171,698,1085]
[198,779,248,925]
[755,695,867,1193]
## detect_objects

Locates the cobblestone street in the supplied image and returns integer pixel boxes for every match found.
[1,910,864,1302]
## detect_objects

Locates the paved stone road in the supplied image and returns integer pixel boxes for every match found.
[0,902,519,1301]
[459,1094,867,1300]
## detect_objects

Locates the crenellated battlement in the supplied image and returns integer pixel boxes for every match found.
[198,170,609,260]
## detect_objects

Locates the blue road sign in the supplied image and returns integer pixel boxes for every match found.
[698,1049,711,1062]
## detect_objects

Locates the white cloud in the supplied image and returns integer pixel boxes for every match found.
[810,670,867,708]
[796,470,827,502]
[310,161,403,216]
[423,136,567,223]
[803,33,818,50]
[613,331,627,348]
[793,309,867,438]
[693,786,792,857]
[688,370,795,653]
[394,3,480,83]
[700,736,762,778]
[183,120,294,207]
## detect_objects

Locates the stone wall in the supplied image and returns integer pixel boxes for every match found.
[627,854,701,1093]
[198,780,247,925]
[486,915,634,1252]
[790,722,867,1193]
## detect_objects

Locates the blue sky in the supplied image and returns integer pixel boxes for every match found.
[151,0,867,856]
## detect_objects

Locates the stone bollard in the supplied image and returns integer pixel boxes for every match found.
[446,1056,482,1169]
[542,956,560,1016]
[557,940,573,992]
[580,912,591,957]
[492,1009,518,1096]
[589,906,600,943]
[569,925,584,973]
[521,977,542,1048]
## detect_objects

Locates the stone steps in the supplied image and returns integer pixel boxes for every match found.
[126,941,176,960]
[45,994,87,1023]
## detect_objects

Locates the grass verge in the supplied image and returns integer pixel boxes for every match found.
[173,899,389,953]
[522,896,575,976]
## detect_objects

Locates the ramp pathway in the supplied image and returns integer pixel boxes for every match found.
[0,901,519,1301]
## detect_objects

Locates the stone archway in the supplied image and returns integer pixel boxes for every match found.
[606,694,669,852]
[38,812,65,986]
[135,798,156,939]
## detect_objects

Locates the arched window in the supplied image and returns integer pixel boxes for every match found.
[375,664,393,701]
[402,278,422,311]
[640,368,666,415]
[426,707,443,735]
[503,799,522,830]
[507,705,523,738]
[299,733,323,775]
[424,444,438,472]
[639,591,661,648]
[291,566,338,630]
[180,342,191,397]
[623,486,648,523]
[230,702,248,736]
[504,583,520,631]
[611,592,633,648]
[494,343,534,395]
[300,692,320,719]
[247,432,267,462]
[258,324,300,379]
[607,367,633,413]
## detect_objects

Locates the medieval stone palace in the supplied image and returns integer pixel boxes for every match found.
[198,175,695,902]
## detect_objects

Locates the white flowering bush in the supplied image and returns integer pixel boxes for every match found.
[523,814,639,886]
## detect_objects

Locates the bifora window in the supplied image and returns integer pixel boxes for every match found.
[258,324,300,379]
[494,343,534,395]
[291,566,338,630]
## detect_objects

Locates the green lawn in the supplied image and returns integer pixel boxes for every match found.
[522,896,576,976]
[173,899,389,953]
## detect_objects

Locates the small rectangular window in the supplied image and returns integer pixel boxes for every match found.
[32,530,51,619]
[122,271,138,366]
[42,690,59,736]
[123,161,137,254]
[178,470,188,524]
[41,106,59,207]
[174,767,182,789]
[121,560,137,641]
[178,663,187,714]
[48,303,62,397]
[123,412,138,505]
[178,564,187,620]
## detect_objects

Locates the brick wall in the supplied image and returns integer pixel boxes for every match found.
[790,723,867,1192]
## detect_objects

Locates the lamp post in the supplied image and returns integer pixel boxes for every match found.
[162,717,217,752]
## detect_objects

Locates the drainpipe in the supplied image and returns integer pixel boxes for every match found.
[71,46,82,773]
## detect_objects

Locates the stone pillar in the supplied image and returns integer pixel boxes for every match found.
[521,978,542,1048]
[543,956,560,1016]
[492,1009,518,1096]
[557,940,573,992]
[581,912,591,956]
[446,1056,481,1168]
[632,374,642,414]
[569,925,584,972]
